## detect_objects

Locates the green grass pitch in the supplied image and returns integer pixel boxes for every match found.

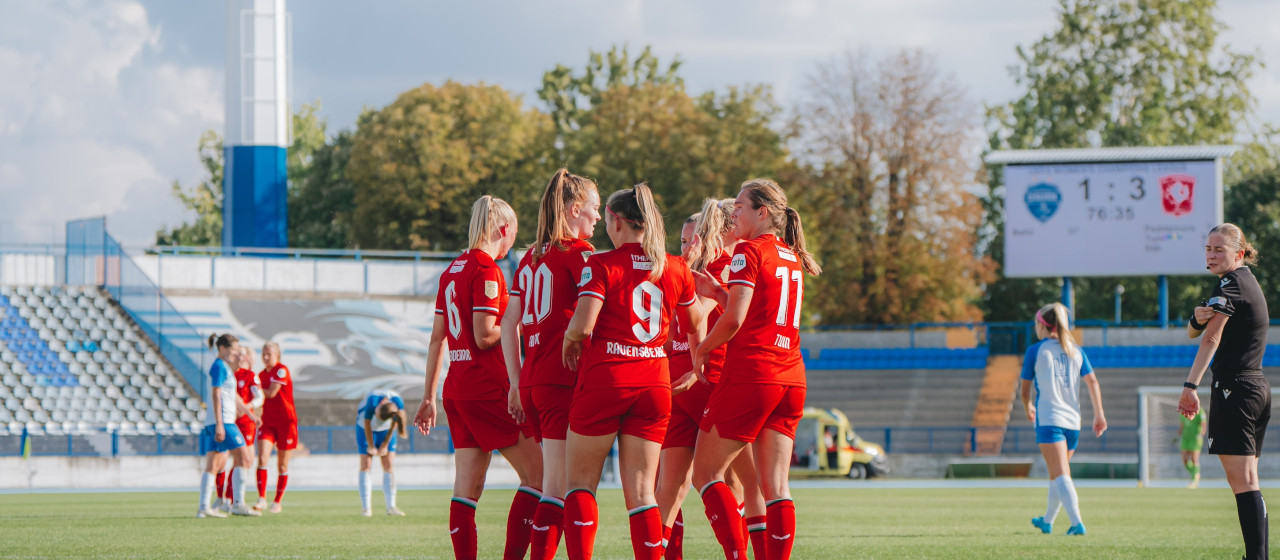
[0,486,1260,558]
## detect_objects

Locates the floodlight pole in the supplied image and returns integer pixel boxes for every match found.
[1158,275,1169,329]
[1061,277,1073,323]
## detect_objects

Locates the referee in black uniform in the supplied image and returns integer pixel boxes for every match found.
[1182,223,1270,560]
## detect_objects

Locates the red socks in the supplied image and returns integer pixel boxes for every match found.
[765,499,796,560]
[563,489,599,560]
[256,468,268,499]
[274,473,289,503]
[737,502,749,550]
[745,515,767,560]
[450,497,479,560]
[664,509,684,560]
[700,481,748,559]
[529,497,565,560]
[504,486,541,560]
[628,505,664,560]
[215,471,228,500]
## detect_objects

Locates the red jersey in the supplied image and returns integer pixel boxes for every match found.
[577,244,696,390]
[436,249,510,400]
[670,252,730,383]
[234,368,259,420]
[514,239,594,388]
[260,363,297,426]
[722,234,805,386]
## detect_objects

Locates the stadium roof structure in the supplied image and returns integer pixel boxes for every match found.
[984,145,1237,165]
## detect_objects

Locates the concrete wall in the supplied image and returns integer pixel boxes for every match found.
[132,254,455,297]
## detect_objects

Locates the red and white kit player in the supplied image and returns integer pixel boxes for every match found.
[501,168,601,560]
[690,179,822,560]
[559,184,705,560]
[415,195,543,560]
[255,342,296,513]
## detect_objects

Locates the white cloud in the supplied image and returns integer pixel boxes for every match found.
[0,0,222,247]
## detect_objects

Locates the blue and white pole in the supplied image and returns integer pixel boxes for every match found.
[223,0,290,249]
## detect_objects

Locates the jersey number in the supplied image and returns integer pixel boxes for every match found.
[631,281,663,343]
[444,281,462,338]
[774,267,803,328]
[518,264,555,325]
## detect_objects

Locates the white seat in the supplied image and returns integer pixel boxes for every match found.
[63,409,80,422]
[14,409,32,422]
[12,386,28,399]
[140,386,156,399]
[125,410,142,423]
[30,386,46,399]
[22,397,40,411]
[185,397,201,411]
[0,385,8,398]
[143,409,160,423]
[32,410,50,422]
[179,410,196,423]
[122,386,139,399]
[51,409,66,422]
[104,420,120,432]
[92,410,108,423]
[97,397,113,410]
[116,398,133,411]
[86,386,103,398]
[133,398,148,411]
[107,410,124,422]
[0,409,12,422]
[105,386,122,399]
[161,410,178,422]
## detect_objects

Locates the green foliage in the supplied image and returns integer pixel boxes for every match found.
[1224,137,1280,315]
[288,129,356,249]
[982,0,1263,322]
[539,46,791,250]
[345,81,554,251]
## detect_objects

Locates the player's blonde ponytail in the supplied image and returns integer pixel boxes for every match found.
[468,195,516,251]
[532,168,597,264]
[605,184,666,282]
[1036,302,1078,360]
[740,178,821,275]
[690,197,734,273]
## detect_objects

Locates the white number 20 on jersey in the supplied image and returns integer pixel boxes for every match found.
[774,267,802,328]
[518,264,555,326]
[631,281,663,343]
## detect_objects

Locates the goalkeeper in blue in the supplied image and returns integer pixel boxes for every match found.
[1020,302,1107,536]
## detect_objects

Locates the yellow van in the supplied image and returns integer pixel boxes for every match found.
[792,407,888,479]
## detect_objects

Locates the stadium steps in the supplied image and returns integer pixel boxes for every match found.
[805,368,985,428]
[969,355,1021,456]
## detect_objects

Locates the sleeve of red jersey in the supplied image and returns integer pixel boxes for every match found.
[433,278,447,316]
[268,366,290,386]
[568,243,594,286]
[578,254,607,302]
[511,253,533,296]
[726,243,761,288]
[471,265,504,315]
[673,257,697,307]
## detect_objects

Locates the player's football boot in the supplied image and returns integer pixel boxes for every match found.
[361,509,372,517]
[268,502,283,514]
[253,498,268,511]
[231,503,263,517]
[1066,524,1086,536]
[386,507,406,516]
[1030,516,1052,534]
[197,507,227,518]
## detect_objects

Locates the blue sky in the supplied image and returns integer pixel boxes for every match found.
[1,0,1277,247]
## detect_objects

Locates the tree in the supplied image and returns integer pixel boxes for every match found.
[539,46,792,250]
[288,129,356,249]
[794,48,995,325]
[344,81,554,251]
[156,102,331,247]
[1224,137,1280,315]
[981,0,1262,321]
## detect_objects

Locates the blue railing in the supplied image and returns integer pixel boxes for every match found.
[0,425,1140,457]
[65,218,208,400]
[0,426,455,457]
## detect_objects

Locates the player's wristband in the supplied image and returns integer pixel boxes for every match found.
[1183,382,1198,390]
[1189,317,1206,330]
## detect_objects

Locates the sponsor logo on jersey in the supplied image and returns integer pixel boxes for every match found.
[730,254,747,273]
[449,261,467,273]
[1221,277,1231,287]
[631,254,653,271]
[1223,388,1232,399]
[449,349,473,362]
[1209,296,1227,307]
[777,247,798,262]
[605,342,667,358]
[672,340,690,352]
[579,266,592,287]
[1208,437,1214,449]
[277,370,286,379]
[1024,182,1061,223]
[582,251,593,261]
[484,280,499,299]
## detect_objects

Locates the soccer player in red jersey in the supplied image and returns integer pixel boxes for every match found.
[657,199,765,560]
[501,169,601,560]
[690,179,822,560]
[219,346,263,510]
[415,195,543,560]
[256,342,297,513]
[560,184,705,560]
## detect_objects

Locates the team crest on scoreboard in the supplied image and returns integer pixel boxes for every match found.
[1023,183,1061,223]
[1159,174,1195,217]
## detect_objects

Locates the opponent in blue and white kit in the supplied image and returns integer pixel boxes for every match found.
[357,389,408,516]
[1020,303,1106,536]
[197,333,259,518]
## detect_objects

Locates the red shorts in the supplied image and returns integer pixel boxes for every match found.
[522,385,573,442]
[700,383,805,442]
[235,416,257,447]
[443,397,532,452]
[258,423,298,450]
[663,381,715,449]
[569,385,670,443]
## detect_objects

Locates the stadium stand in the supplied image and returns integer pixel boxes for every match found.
[0,285,202,437]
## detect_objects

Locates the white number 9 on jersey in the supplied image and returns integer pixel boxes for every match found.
[631,281,663,343]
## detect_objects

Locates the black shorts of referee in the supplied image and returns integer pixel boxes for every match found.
[1208,372,1272,457]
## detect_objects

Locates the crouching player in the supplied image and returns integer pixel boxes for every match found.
[358,389,409,516]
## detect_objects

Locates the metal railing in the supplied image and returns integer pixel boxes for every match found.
[855,426,1138,455]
